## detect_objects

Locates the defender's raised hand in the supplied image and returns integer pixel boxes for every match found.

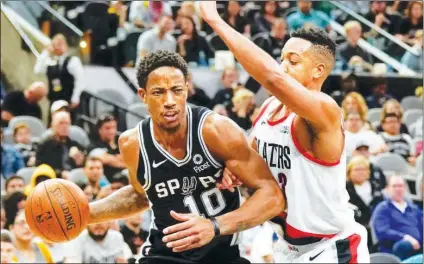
[199,1,221,24]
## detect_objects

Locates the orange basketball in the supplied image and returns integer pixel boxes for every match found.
[25,178,89,243]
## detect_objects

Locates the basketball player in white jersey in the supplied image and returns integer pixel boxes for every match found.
[196,2,370,263]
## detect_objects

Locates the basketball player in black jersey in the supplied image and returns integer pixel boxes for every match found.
[86,51,284,264]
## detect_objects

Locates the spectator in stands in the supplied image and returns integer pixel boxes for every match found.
[136,16,176,63]
[336,21,374,71]
[12,123,37,167]
[23,164,56,196]
[10,210,54,263]
[34,34,84,111]
[176,1,201,31]
[376,99,409,134]
[222,1,249,35]
[210,67,240,108]
[251,1,281,35]
[129,1,172,29]
[397,1,423,45]
[401,30,423,73]
[186,72,211,108]
[331,72,359,106]
[228,88,256,131]
[366,77,393,109]
[81,157,109,199]
[4,192,26,230]
[50,99,70,115]
[352,139,387,188]
[78,182,95,202]
[1,81,46,125]
[109,172,129,192]
[88,114,125,181]
[286,0,330,32]
[120,213,149,255]
[176,16,212,65]
[1,209,5,230]
[341,92,369,123]
[256,19,288,61]
[36,111,85,178]
[346,155,384,247]
[379,113,415,163]
[65,221,130,263]
[4,176,25,195]
[1,129,24,179]
[1,230,16,263]
[344,112,387,159]
[372,175,423,260]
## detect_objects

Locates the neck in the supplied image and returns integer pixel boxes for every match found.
[392,198,405,204]
[347,39,358,47]
[153,115,187,151]
[15,239,32,250]
[54,134,67,142]
[411,17,419,24]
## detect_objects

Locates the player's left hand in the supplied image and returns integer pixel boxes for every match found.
[162,210,215,252]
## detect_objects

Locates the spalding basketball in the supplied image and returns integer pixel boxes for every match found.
[25,178,89,243]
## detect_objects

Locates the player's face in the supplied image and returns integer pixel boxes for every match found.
[280,38,317,88]
[140,67,188,132]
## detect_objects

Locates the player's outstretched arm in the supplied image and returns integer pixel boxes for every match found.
[199,2,340,129]
[162,114,284,252]
[88,128,149,224]
[206,115,285,234]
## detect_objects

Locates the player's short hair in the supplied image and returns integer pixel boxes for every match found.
[136,50,188,88]
[291,27,336,59]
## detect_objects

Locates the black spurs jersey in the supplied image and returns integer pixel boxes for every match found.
[136,106,241,262]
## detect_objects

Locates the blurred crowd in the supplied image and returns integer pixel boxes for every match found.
[1,0,423,263]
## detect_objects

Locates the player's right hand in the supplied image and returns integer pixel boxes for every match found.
[216,168,243,192]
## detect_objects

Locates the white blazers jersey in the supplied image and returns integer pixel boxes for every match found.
[252,98,356,246]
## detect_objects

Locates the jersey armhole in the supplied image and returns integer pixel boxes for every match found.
[137,121,152,191]
[252,97,275,128]
[198,111,223,169]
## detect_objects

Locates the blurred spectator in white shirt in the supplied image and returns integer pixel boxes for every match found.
[136,16,176,63]
[34,34,84,110]
[65,221,131,263]
[344,112,387,159]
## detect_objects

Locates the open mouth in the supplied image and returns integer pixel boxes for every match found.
[163,111,178,122]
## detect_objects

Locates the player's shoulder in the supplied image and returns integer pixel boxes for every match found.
[118,127,140,152]
[202,113,248,155]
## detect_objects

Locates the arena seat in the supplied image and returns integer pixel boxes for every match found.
[41,126,90,147]
[416,154,423,175]
[415,173,423,200]
[400,96,423,111]
[16,167,36,185]
[206,32,229,53]
[374,152,409,177]
[370,253,401,263]
[122,31,143,66]
[367,108,382,123]
[126,103,149,129]
[9,116,46,138]
[68,168,86,184]
[403,109,423,127]
[93,88,130,117]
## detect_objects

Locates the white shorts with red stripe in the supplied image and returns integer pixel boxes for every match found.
[277,223,369,263]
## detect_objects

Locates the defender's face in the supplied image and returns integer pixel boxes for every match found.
[280,38,314,87]
[139,67,188,132]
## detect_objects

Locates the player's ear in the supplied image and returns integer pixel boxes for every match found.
[138,88,147,103]
[312,63,326,79]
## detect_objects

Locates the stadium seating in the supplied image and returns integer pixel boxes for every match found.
[400,96,423,111]
[16,167,36,185]
[41,126,90,147]
[374,153,410,177]
[370,253,401,263]
[367,108,382,123]
[403,109,423,127]
[8,116,46,139]
[126,103,149,129]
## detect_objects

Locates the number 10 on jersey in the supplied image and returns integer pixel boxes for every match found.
[184,188,227,217]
